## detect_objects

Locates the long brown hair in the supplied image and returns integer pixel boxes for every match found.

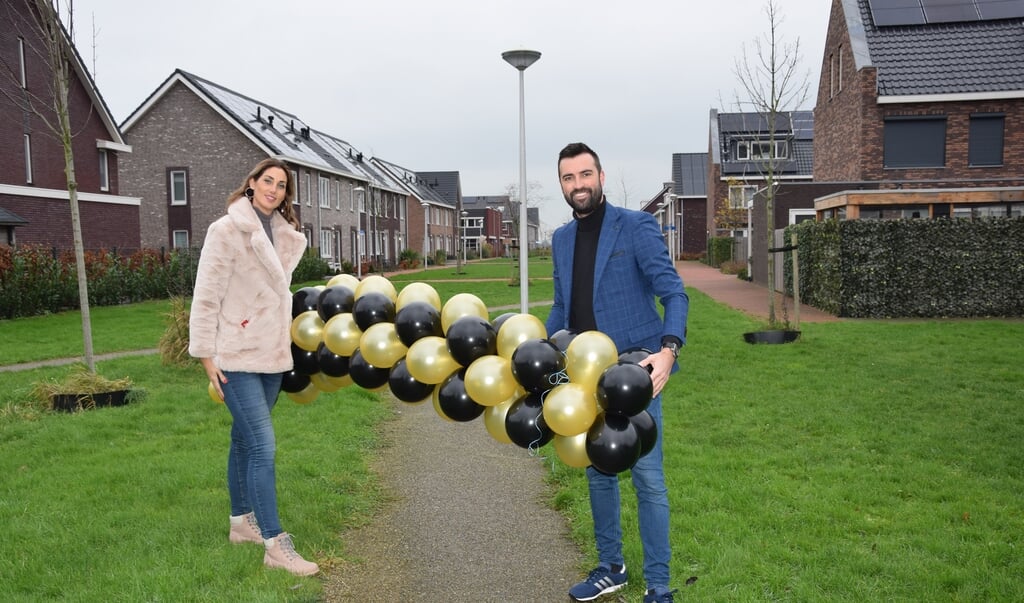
[226,158,300,230]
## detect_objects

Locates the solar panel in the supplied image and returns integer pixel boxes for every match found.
[868,0,1024,25]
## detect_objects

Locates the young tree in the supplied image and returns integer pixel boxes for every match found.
[1,0,97,369]
[731,0,809,325]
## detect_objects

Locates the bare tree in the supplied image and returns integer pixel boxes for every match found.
[731,0,809,325]
[1,0,96,370]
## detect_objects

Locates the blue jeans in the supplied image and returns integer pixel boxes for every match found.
[586,393,670,591]
[222,371,283,539]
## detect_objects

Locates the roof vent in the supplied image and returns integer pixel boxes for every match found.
[256,106,262,121]
[268,115,274,128]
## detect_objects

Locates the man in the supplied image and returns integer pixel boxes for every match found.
[546,142,688,603]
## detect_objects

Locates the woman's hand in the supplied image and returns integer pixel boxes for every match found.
[201,357,227,401]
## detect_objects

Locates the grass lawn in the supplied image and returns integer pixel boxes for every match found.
[2,260,1022,601]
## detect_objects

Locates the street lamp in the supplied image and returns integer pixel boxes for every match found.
[354,186,365,278]
[461,210,468,265]
[421,201,430,271]
[502,48,541,314]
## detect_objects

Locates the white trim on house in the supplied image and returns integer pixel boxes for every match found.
[96,139,132,153]
[0,183,140,206]
[878,90,1024,104]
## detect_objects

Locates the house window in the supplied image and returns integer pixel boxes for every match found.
[98,149,109,191]
[318,175,330,209]
[728,184,756,209]
[883,116,946,168]
[18,37,27,88]
[334,180,340,209]
[169,169,188,205]
[319,229,331,257]
[968,114,1004,167]
[24,134,32,184]
[291,170,299,204]
[736,140,788,161]
[305,172,312,206]
[172,230,189,248]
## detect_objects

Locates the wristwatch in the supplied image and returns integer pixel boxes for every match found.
[661,341,679,358]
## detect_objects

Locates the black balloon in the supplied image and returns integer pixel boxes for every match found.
[316,342,350,378]
[596,361,654,416]
[292,287,321,318]
[511,338,565,393]
[394,301,443,348]
[504,392,554,449]
[281,370,311,393]
[317,285,355,322]
[491,312,517,335]
[388,358,435,403]
[549,329,579,353]
[586,412,642,475]
[446,316,497,367]
[291,342,320,376]
[630,410,658,458]
[436,369,485,422]
[348,349,390,390]
[618,347,654,365]
[352,292,396,331]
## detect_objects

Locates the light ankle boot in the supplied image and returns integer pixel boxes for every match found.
[263,532,319,576]
[229,512,262,544]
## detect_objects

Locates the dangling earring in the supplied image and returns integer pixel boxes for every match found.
[244,187,255,200]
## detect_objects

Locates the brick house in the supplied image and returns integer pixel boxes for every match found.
[372,157,457,264]
[0,0,137,250]
[119,69,417,270]
[462,195,515,258]
[812,0,1024,219]
[671,152,709,257]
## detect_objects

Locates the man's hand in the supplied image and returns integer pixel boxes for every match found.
[639,348,675,397]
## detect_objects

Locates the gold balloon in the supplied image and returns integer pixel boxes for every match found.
[207,381,223,404]
[355,274,397,302]
[323,313,363,357]
[542,382,598,436]
[405,336,460,384]
[290,310,324,352]
[565,330,618,392]
[309,372,341,393]
[432,386,456,422]
[287,382,319,404]
[441,293,488,333]
[396,282,442,312]
[496,313,548,359]
[327,273,360,291]
[359,322,407,368]
[463,355,517,407]
[324,374,353,389]
[553,432,591,468]
[483,397,515,444]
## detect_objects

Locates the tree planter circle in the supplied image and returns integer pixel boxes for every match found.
[51,390,131,413]
[742,330,801,345]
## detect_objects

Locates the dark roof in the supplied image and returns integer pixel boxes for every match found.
[371,158,452,207]
[715,110,814,178]
[851,0,1024,96]
[0,207,29,226]
[671,153,707,197]
[416,171,462,206]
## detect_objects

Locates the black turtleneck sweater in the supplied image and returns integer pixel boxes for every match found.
[568,199,606,332]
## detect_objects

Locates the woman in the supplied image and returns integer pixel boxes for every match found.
[189,158,318,576]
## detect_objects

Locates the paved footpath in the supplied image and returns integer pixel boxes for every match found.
[321,397,583,602]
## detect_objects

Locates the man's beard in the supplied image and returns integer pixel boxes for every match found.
[564,184,603,216]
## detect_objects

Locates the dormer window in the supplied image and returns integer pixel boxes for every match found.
[736,140,788,161]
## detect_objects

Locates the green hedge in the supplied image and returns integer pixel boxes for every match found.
[785,218,1024,318]
[706,236,734,268]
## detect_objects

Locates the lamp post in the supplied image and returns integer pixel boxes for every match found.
[354,186,365,278]
[502,48,541,314]
[421,201,430,271]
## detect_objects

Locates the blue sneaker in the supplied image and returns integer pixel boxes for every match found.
[644,587,680,603]
[569,564,627,601]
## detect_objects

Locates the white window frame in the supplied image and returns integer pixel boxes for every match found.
[291,170,299,204]
[737,140,788,161]
[334,179,341,209]
[24,134,32,184]
[318,175,330,209]
[172,230,189,248]
[18,37,27,88]
[305,172,312,206]
[728,184,756,209]
[98,149,109,191]
[319,229,332,258]
[170,170,188,205]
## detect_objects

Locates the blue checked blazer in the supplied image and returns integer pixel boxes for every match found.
[545,201,688,359]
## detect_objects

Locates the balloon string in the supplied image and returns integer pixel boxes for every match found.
[548,369,570,388]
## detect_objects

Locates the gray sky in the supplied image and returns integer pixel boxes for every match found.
[65,0,831,231]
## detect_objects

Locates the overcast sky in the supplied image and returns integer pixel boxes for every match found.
[64,0,831,230]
